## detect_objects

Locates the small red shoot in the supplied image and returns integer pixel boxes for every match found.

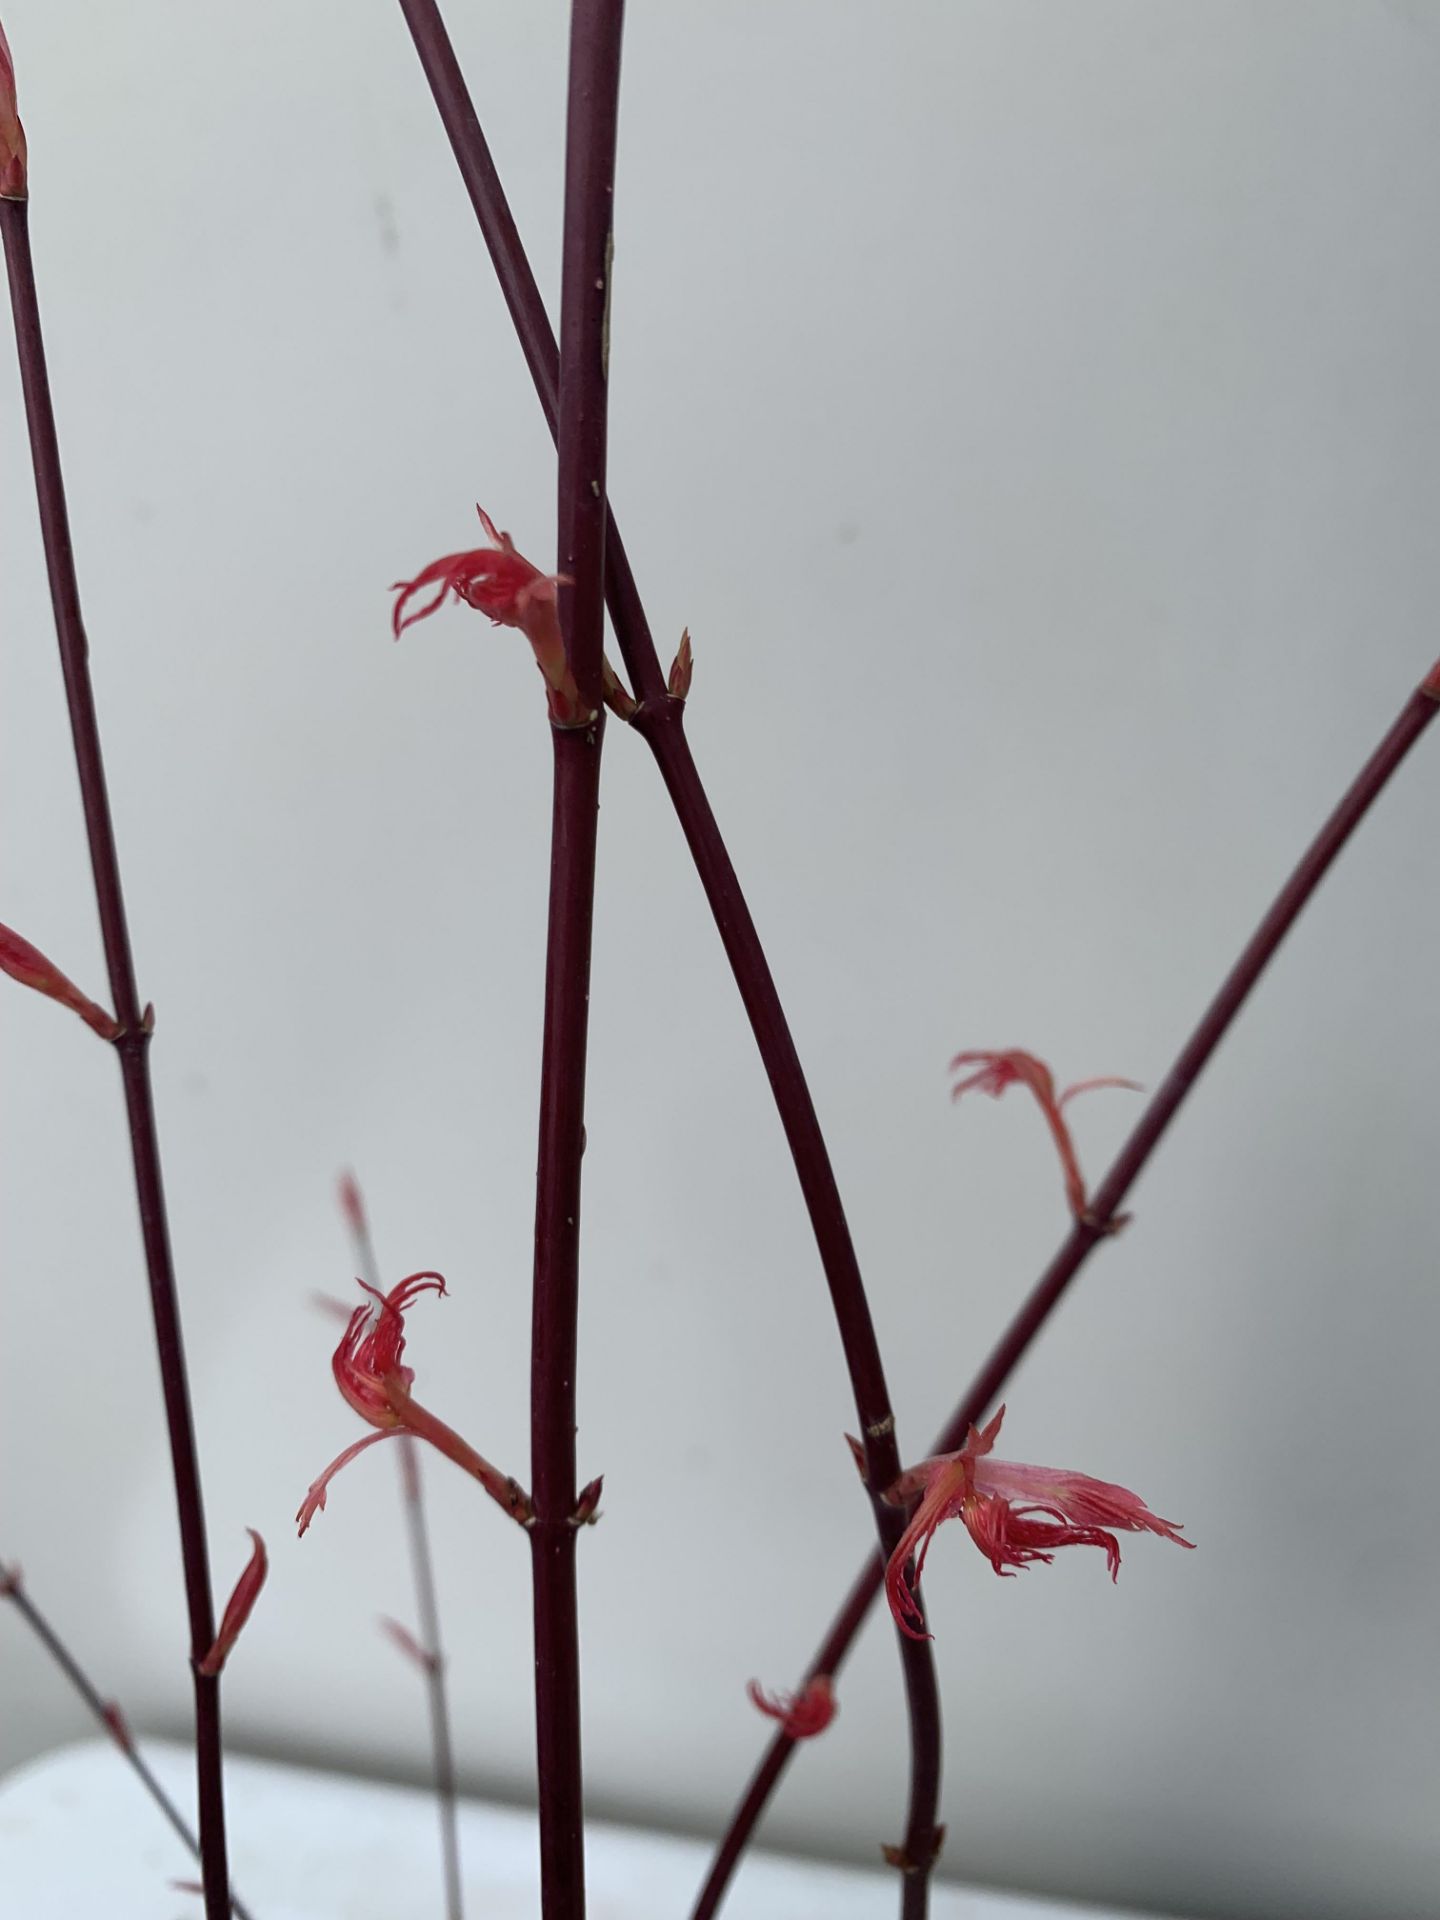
[298,1272,531,1533]
[0,921,118,1040]
[392,507,634,727]
[380,1615,437,1673]
[101,1701,135,1752]
[0,21,27,201]
[668,628,694,700]
[949,1048,1139,1222]
[571,1475,604,1526]
[197,1529,268,1677]
[883,1405,1192,1641]
[746,1674,836,1740]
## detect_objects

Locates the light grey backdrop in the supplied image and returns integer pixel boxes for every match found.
[2,5,1437,1918]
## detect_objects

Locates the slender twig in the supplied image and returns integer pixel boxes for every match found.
[341,1180,463,1920]
[524,10,624,1917]
[0,1567,254,1920]
[391,7,945,1903]
[395,1443,462,1920]
[690,661,1440,1918]
[0,197,233,1920]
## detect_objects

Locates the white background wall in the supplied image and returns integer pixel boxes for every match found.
[2,5,1438,1917]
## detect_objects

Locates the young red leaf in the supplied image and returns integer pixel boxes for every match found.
[197,1530,268,1677]
[950,1048,1139,1223]
[380,1615,437,1673]
[746,1674,836,1740]
[298,1273,532,1533]
[883,1405,1192,1641]
[392,506,635,726]
[0,921,118,1040]
[0,21,27,201]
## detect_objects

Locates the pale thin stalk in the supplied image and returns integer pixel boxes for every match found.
[344,1190,463,1920]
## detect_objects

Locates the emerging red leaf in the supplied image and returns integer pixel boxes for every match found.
[298,1273,531,1533]
[391,507,634,726]
[101,1701,134,1752]
[883,1405,1192,1640]
[571,1474,604,1526]
[0,920,118,1040]
[198,1529,268,1676]
[380,1615,437,1673]
[949,1048,1139,1222]
[0,21,27,201]
[667,628,694,700]
[391,507,591,725]
[746,1674,836,1740]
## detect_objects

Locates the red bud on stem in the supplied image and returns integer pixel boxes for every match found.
[0,22,27,201]
[197,1530,268,1677]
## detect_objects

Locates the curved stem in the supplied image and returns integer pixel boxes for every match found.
[634,700,946,1899]
[0,195,232,1920]
[690,664,1440,1917]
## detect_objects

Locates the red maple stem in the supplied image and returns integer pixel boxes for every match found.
[525,9,624,1918]
[390,8,945,1905]
[0,196,233,1920]
[689,663,1440,1919]
[0,1567,252,1920]
[529,725,602,1920]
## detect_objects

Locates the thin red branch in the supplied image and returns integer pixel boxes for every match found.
[0,1566,254,1920]
[690,661,1440,1918]
[390,11,945,1903]
[526,10,625,1917]
[0,194,233,1920]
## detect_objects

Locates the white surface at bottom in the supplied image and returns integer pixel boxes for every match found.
[0,1739,1176,1920]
